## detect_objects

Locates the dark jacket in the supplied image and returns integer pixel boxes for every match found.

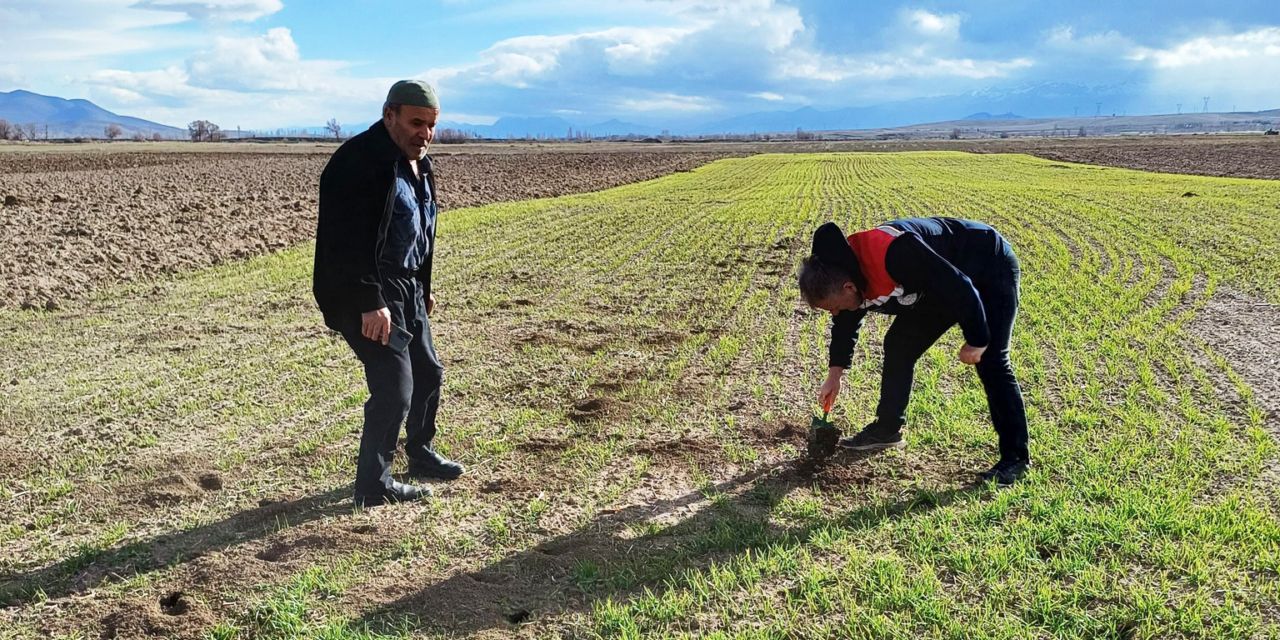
[815,217,1010,368]
[313,121,438,332]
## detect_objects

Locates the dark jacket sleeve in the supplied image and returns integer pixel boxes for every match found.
[829,307,868,368]
[885,232,990,347]
[317,151,386,313]
[415,156,437,296]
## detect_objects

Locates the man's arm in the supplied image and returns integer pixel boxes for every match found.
[318,155,386,313]
[818,308,868,409]
[884,233,989,348]
[829,307,868,369]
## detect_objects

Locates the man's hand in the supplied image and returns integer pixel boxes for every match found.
[958,343,986,365]
[427,293,436,316]
[361,307,392,345]
[818,367,844,412]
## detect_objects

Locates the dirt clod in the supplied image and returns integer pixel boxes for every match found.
[569,396,623,422]
[138,474,205,507]
[806,423,841,460]
[101,594,213,639]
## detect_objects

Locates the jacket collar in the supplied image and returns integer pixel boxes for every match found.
[365,120,404,163]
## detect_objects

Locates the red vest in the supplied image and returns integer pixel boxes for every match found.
[847,226,916,309]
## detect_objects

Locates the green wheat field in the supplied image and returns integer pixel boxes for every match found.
[2,152,1278,639]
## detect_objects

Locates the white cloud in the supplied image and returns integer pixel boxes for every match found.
[1044,25,1132,52]
[1128,27,1280,110]
[0,64,23,87]
[81,27,395,128]
[131,0,282,22]
[614,91,716,112]
[777,49,1033,83]
[905,9,960,38]
[184,28,351,92]
[1130,27,1280,68]
[0,1,187,64]
[602,27,696,72]
[417,0,1032,118]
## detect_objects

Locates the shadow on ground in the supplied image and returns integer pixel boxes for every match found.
[0,487,351,605]
[353,449,992,636]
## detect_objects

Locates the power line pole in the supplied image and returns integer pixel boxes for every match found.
[1202,96,1210,113]
[1095,102,1101,118]
[1176,103,1182,115]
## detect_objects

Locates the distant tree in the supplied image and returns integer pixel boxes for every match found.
[949,128,962,140]
[1077,126,1087,137]
[132,132,146,141]
[436,128,478,144]
[0,119,12,140]
[104,124,124,140]
[325,118,342,139]
[152,132,164,142]
[187,120,221,142]
[24,123,39,140]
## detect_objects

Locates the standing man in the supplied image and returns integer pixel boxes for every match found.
[313,80,464,507]
[798,217,1030,485]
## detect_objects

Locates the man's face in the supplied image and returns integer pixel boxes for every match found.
[383,104,439,159]
[813,282,863,316]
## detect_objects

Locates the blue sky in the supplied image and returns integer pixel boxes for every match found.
[1,0,1277,129]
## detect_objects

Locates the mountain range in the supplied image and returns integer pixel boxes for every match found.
[2,82,1276,140]
[0,90,184,138]
[435,81,1163,137]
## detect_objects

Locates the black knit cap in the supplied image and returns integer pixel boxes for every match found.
[810,221,866,292]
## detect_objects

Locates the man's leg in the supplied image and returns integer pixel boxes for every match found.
[403,314,442,452]
[974,252,1030,483]
[404,316,465,481]
[342,330,429,503]
[403,314,464,479]
[841,308,954,450]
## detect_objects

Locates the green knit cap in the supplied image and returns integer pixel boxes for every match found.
[386,80,439,110]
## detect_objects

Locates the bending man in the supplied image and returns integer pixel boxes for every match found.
[799,217,1029,485]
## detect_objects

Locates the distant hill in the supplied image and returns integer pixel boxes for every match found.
[0,90,184,139]
[827,108,1280,140]
[964,112,1024,120]
[438,115,658,139]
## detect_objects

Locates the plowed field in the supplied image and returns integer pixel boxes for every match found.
[0,150,736,309]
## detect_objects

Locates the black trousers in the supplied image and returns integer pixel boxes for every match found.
[340,278,444,498]
[876,248,1029,463]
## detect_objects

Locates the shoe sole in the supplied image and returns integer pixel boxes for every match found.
[408,469,464,481]
[995,472,1029,487]
[355,490,433,508]
[838,440,906,451]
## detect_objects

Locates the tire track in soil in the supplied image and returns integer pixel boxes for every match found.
[1185,289,1280,507]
